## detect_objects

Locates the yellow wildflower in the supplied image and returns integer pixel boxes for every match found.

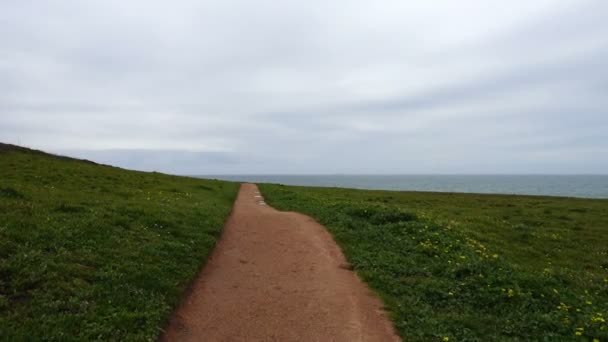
[443,337,449,342]
[592,313,606,323]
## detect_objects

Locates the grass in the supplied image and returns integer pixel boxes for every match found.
[3,142,606,340]
[259,183,608,341]
[0,144,239,340]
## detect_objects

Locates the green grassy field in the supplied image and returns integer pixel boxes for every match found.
[3,142,607,341]
[260,184,608,341]
[0,144,239,340]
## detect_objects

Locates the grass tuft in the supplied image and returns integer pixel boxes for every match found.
[0,187,25,199]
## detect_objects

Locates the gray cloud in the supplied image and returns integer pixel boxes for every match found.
[1,0,607,174]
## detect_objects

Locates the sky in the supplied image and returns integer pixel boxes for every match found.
[1,0,607,174]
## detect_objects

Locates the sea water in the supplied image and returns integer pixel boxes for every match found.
[200,175,608,199]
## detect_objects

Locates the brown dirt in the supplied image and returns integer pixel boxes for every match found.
[161,183,399,342]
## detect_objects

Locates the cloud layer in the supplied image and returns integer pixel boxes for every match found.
[1,0,607,174]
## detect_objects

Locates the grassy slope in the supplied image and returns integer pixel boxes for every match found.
[0,145,239,340]
[260,184,608,341]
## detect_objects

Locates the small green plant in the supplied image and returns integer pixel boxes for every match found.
[0,187,25,199]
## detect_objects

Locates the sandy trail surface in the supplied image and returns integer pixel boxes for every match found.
[162,183,399,341]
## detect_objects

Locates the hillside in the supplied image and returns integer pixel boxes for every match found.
[0,144,239,340]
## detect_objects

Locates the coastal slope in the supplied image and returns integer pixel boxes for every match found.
[0,144,239,340]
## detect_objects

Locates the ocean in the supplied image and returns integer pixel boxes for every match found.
[200,175,608,199]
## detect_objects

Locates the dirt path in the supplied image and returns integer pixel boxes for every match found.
[161,183,399,341]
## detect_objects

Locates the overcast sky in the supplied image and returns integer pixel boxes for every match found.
[1,0,607,174]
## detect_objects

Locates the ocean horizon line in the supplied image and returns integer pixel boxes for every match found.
[191,174,608,199]
[191,173,608,177]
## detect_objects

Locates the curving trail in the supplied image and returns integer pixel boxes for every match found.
[161,183,399,341]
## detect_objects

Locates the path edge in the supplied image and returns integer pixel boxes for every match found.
[156,183,243,341]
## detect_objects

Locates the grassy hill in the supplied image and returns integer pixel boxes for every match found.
[0,144,239,340]
[3,143,606,341]
[260,184,608,341]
